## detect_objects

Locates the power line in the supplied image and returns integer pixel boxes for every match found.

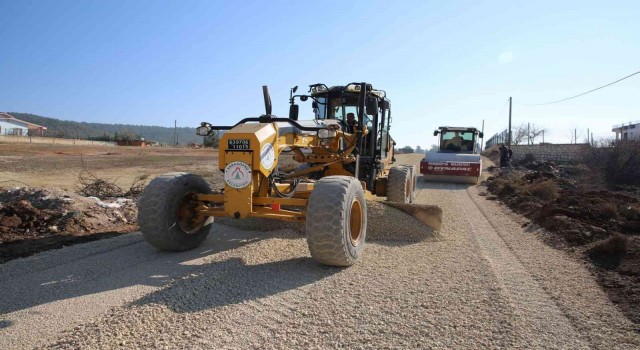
[498,97,509,116]
[522,69,640,106]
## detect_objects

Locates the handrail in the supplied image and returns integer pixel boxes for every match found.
[204,117,329,132]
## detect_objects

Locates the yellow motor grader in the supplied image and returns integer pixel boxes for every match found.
[138,83,440,266]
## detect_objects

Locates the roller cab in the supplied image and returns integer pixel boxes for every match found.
[420,126,483,184]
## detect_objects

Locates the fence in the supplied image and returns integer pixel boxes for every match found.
[485,124,608,149]
[0,134,116,146]
[485,129,509,148]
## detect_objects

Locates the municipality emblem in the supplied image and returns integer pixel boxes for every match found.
[224,161,252,189]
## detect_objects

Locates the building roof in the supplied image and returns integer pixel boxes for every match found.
[613,120,639,128]
[0,113,47,130]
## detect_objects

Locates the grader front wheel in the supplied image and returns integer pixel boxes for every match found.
[138,172,213,251]
[306,176,367,267]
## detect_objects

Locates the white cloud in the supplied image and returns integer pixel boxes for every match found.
[498,51,514,64]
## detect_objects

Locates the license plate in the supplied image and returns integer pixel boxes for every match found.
[227,139,250,150]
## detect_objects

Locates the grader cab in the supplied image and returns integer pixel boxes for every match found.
[138,83,441,267]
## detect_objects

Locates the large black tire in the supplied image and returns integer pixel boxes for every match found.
[387,166,412,203]
[400,164,418,203]
[138,172,213,251]
[306,176,367,267]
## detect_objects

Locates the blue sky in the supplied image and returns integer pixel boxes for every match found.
[1,0,639,147]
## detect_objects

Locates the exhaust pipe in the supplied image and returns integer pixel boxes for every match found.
[262,85,272,116]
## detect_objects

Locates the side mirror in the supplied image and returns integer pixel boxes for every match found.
[300,95,308,102]
[479,132,484,138]
[380,100,390,110]
[312,101,318,109]
[433,130,439,136]
[289,104,299,121]
[366,97,378,116]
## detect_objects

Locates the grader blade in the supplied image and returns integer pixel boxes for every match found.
[382,202,443,231]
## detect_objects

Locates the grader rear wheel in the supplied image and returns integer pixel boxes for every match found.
[387,166,412,203]
[400,164,418,203]
[138,172,213,251]
[306,176,367,267]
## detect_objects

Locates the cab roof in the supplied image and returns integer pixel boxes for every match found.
[437,126,480,132]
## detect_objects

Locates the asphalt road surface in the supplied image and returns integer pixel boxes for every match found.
[1,155,638,349]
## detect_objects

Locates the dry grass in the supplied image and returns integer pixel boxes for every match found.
[583,140,640,186]
[525,180,559,201]
[586,233,628,268]
[596,203,619,221]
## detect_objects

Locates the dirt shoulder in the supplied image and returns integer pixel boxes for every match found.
[482,158,640,326]
[0,187,138,263]
[0,143,222,262]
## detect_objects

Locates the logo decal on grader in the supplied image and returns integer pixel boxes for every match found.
[224,161,252,189]
[260,143,275,170]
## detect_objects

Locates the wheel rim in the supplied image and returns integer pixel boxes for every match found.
[412,174,417,195]
[176,193,207,234]
[405,177,411,202]
[349,197,363,246]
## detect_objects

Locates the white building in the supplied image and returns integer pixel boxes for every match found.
[613,121,640,141]
[0,113,47,136]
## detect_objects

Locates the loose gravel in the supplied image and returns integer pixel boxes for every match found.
[1,154,638,349]
[216,200,435,242]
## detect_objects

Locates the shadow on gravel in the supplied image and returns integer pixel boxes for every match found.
[416,180,473,191]
[0,231,128,264]
[132,256,339,313]
[0,319,12,329]
[217,208,437,247]
[0,226,260,318]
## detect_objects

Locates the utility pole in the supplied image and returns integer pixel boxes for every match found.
[587,128,590,144]
[174,120,177,147]
[508,97,512,147]
[574,129,577,144]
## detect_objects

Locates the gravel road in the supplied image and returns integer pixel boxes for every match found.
[1,154,639,349]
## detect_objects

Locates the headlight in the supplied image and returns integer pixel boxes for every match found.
[311,85,327,94]
[317,129,337,139]
[345,84,362,92]
[196,126,211,136]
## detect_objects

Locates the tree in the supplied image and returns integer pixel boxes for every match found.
[415,145,423,153]
[115,129,140,141]
[429,144,439,152]
[203,131,220,148]
[512,124,528,145]
[398,146,414,154]
[528,124,548,144]
[567,128,584,144]
[512,123,547,145]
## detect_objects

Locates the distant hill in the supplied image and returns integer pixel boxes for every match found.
[9,112,202,145]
